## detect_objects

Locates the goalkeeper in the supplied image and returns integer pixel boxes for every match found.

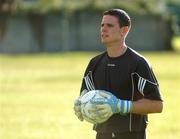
[74,9,163,139]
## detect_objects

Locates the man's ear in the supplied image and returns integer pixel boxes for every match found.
[123,26,129,33]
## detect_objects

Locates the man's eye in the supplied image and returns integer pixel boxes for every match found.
[107,24,113,27]
[101,24,114,28]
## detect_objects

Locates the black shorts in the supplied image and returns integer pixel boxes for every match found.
[96,131,146,139]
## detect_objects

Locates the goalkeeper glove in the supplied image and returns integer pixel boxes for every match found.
[74,99,84,121]
[73,89,88,121]
[91,90,133,116]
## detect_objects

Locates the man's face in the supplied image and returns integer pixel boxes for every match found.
[100,15,122,45]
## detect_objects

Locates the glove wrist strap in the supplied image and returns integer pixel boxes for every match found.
[117,99,133,115]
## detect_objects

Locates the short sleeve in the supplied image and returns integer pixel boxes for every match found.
[80,52,106,95]
[133,58,162,101]
[80,59,96,94]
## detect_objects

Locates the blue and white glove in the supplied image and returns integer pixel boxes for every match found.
[91,90,133,116]
[73,89,88,121]
[74,98,84,121]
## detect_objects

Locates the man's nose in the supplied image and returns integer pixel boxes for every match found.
[101,26,107,32]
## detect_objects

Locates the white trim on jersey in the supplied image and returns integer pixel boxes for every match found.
[132,72,158,95]
[84,71,95,91]
[138,77,146,96]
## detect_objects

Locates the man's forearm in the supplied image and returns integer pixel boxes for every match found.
[131,98,163,115]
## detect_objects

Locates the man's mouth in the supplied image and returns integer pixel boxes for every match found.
[101,34,109,38]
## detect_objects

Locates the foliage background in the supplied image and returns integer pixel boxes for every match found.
[9,0,180,15]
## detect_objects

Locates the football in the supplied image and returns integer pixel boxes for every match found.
[79,90,111,124]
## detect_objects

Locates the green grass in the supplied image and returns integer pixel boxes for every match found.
[0,52,180,139]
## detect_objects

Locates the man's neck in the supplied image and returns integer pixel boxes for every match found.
[106,42,127,58]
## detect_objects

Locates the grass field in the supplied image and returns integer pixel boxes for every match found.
[0,51,180,139]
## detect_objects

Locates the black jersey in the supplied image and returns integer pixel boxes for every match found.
[80,47,162,133]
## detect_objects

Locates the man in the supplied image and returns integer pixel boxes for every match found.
[74,9,163,139]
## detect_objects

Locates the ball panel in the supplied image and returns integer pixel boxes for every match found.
[80,91,96,104]
[80,90,111,124]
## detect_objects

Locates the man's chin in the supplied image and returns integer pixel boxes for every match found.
[101,40,110,45]
[101,39,108,44]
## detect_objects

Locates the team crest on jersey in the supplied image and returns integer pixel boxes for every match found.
[107,63,116,67]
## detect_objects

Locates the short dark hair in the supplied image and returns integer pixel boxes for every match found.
[103,9,131,28]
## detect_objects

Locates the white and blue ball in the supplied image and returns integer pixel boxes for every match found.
[80,90,111,124]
